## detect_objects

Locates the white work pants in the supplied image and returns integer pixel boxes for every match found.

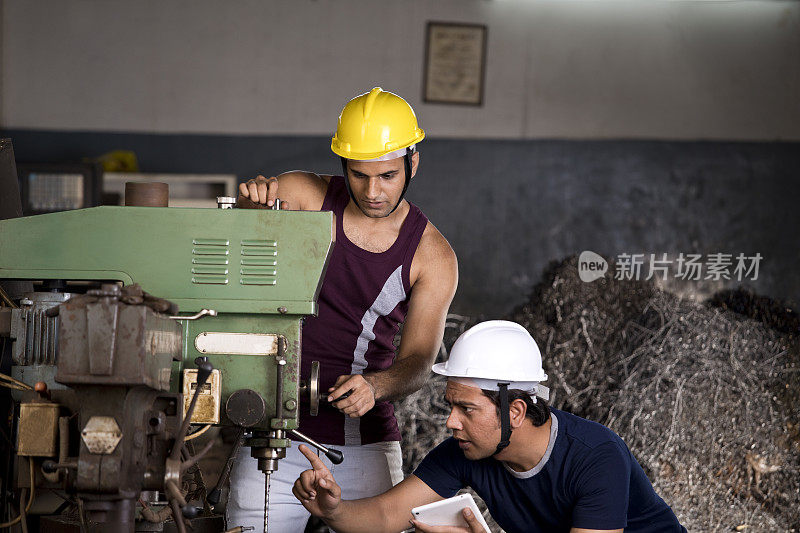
[226,440,403,533]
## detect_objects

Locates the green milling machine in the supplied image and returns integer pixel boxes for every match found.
[0,200,338,532]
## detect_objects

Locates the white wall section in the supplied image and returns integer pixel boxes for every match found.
[2,0,798,140]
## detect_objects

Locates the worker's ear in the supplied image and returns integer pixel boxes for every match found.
[410,151,420,179]
[509,398,527,429]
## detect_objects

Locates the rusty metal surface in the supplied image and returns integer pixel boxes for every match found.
[10,291,73,365]
[17,401,59,456]
[56,286,181,389]
[125,182,168,207]
[81,416,123,454]
[87,300,119,375]
[39,513,225,533]
[182,368,221,424]
[0,307,11,336]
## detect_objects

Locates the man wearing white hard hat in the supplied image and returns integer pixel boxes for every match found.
[291,320,686,533]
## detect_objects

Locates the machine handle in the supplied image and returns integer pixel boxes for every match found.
[290,429,344,465]
[164,357,217,533]
[42,460,77,473]
[325,448,344,465]
[169,309,218,321]
[207,426,246,506]
[171,358,215,461]
[181,505,200,519]
[194,356,213,386]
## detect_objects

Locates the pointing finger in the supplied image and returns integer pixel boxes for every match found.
[298,444,328,472]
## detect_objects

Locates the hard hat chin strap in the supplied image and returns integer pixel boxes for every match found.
[340,148,413,217]
[493,383,512,456]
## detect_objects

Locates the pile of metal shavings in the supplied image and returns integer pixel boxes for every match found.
[396,314,475,474]
[504,256,800,532]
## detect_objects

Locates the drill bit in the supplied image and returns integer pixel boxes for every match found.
[263,472,271,533]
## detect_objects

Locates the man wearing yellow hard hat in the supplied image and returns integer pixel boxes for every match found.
[229,88,459,532]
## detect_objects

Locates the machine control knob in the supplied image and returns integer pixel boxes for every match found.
[226,389,266,428]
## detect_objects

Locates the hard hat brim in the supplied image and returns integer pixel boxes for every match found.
[432,362,548,382]
[330,132,425,161]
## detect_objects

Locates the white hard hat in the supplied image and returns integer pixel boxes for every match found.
[433,320,549,401]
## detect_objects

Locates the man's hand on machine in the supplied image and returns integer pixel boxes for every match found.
[239,175,288,208]
[328,374,377,417]
[292,444,342,520]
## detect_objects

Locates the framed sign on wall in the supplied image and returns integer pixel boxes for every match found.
[423,22,488,106]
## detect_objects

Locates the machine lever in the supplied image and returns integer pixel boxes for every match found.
[290,429,344,465]
[207,426,246,506]
[42,460,77,473]
[169,309,218,321]
[181,505,201,519]
[194,356,213,385]
[165,357,217,533]
[173,358,215,458]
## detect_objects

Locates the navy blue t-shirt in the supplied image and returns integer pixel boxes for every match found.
[413,409,685,533]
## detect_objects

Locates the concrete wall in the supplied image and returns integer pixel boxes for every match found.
[2,0,799,140]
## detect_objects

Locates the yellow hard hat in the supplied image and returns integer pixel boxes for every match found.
[331,87,425,161]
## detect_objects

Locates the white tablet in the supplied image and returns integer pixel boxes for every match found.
[411,493,491,532]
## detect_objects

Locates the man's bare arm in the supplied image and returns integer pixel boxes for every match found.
[369,226,458,402]
[325,476,440,533]
[293,444,441,532]
[238,171,329,211]
[328,225,457,413]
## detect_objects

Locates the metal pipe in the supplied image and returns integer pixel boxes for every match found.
[124,182,168,207]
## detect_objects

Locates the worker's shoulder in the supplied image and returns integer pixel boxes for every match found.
[278,170,329,193]
[277,171,329,209]
[416,220,457,272]
[554,409,626,453]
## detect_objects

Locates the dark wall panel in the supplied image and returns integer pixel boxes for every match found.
[4,129,798,316]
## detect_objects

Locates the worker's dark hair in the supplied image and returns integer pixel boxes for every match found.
[481,389,550,427]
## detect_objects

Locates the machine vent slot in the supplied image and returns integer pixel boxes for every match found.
[192,257,229,266]
[193,238,230,246]
[192,246,229,256]
[192,267,229,275]
[240,240,277,285]
[240,267,276,276]
[240,258,276,266]
[192,238,231,284]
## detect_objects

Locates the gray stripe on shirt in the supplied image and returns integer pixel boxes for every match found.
[344,265,406,445]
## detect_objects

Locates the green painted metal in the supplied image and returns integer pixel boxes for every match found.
[0,206,333,314]
[0,206,334,430]
[182,314,303,430]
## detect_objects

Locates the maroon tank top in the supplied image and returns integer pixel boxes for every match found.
[298,176,429,446]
